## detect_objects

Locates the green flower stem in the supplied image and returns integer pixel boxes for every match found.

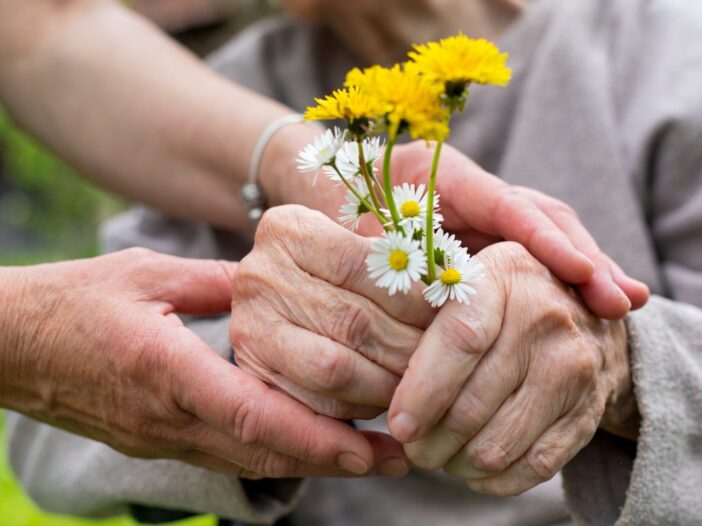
[382,137,403,231]
[332,165,390,228]
[425,140,444,283]
[357,140,385,213]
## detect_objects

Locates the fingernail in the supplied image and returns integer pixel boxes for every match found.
[612,282,632,310]
[390,412,419,442]
[336,452,370,475]
[378,458,411,477]
[580,254,596,275]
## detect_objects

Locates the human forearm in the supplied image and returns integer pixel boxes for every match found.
[0,267,44,413]
[0,0,323,231]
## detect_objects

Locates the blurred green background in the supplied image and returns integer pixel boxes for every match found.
[0,1,277,525]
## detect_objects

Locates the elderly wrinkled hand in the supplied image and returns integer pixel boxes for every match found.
[387,141,650,320]
[0,249,407,479]
[230,205,433,421]
[387,242,636,495]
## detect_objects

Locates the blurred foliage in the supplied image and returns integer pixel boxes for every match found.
[0,109,125,264]
[0,412,216,526]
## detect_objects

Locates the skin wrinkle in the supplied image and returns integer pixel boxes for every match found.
[386,241,631,494]
[3,0,652,489]
[232,278,400,417]
[248,212,421,370]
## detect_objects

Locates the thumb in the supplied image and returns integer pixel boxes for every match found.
[173,329,378,474]
[150,255,237,315]
[388,246,507,443]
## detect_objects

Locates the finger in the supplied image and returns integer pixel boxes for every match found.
[247,321,402,409]
[438,169,595,284]
[466,413,598,496]
[609,258,650,310]
[171,327,377,475]
[257,205,434,328]
[403,328,524,469]
[140,252,237,314]
[285,271,423,375]
[185,428,410,479]
[443,381,565,480]
[577,264,632,320]
[235,262,422,376]
[519,188,644,318]
[387,274,505,443]
[266,378,388,421]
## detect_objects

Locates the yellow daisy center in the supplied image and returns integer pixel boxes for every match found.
[440,268,462,286]
[400,200,421,218]
[388,250,409,271]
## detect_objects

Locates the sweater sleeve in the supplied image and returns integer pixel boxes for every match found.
[562,2,702,524]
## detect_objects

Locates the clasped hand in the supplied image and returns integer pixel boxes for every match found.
[231,205,634,495]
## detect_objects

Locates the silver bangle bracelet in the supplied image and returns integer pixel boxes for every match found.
[242,113,305,224]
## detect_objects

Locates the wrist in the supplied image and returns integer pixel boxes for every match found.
[258,122,321,207]
[258,121,346,219]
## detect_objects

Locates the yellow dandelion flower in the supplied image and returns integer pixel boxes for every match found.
[345,64,449,142]
[409,34,512,88]
[304,87,386,132]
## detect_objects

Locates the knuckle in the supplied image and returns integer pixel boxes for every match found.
[467,440,512,474]
[439,311,489,357]
[525,449,561,481]
[576,413,600,443]
[569,350,600,387]
[444,392,492,438]
[121,246,157,263]
[495,189,526,219]
[256,206,288,241]
[482,241,535,278]
[328,299,372,349]
[245,447,286,478]
[256,205,322,248]
[328,241,369,289]
[119,247,161,276]
[116,247,160,281]
[229,398,264,446]
[497,241,533,265]
[532,304,580,339]
[548,198,577,219]
[310,345,355,393]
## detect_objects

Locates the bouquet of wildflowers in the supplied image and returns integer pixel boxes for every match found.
[297,35,511,307]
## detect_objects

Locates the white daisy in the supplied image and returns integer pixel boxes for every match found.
[386,183,443,233]
[339,180,371,231]
[366,231,427,295]
[423,250,485,308]
[323,137,383,183]
[296,127,346,184]
[424,228,464,267]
